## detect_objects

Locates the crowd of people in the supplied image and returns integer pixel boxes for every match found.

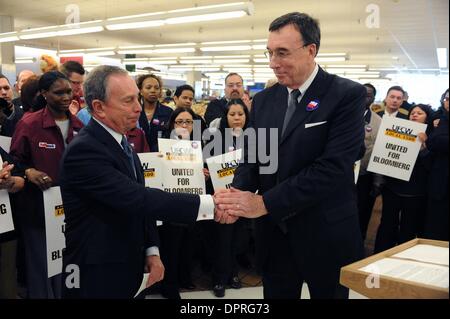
[0,11,448,300]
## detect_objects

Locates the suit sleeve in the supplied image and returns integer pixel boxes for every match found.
[232,94,261,193]
[60,140,200,224]
[262,84,366,222]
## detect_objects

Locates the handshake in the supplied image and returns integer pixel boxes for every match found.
[212,187,268,224]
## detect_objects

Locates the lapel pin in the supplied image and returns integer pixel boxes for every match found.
[306,100,319,111]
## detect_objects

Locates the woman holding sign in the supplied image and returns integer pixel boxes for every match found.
[10,71,84,298]
[158,107,203,299]
[374,104,434,253]
[205,99,250,298]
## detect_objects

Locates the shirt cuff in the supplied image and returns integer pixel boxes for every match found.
[145,246,160,257]
[197,195,215,221]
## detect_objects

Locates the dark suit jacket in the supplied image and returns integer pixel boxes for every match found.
[232,67,366,280]
[427,111,449,200]
[204,98,228,126]
[60,119,200,298]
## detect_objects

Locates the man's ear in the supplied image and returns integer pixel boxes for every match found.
[309,44,318,58]
[91,99,106,118]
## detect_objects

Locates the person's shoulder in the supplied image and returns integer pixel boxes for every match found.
[253,83,281,101]
[207,98,223,107]
[398,107,409,116]
[371,104,384,114]
[159,103,173,113]
[332,75,365,92]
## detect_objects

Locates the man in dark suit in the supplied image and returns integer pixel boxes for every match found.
[204,73,244,126]
[376,86,409,119]
[215,12,366,299]
[59,65,222,298]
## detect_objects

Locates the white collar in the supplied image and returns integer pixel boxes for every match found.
[93,117,124,147]
[287,63,319,96]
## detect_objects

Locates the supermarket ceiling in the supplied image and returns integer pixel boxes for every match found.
[0,0,448,73]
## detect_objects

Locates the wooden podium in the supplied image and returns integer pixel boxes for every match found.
[340,238,449,299]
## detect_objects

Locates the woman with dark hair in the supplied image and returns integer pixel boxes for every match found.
[425,89,449,240]
[374,104,434,253]
[136,74,173,152]
[158,106,202,299]
[10,71,84,298]
[205,99,250,297]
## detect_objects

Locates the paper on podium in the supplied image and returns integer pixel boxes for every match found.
[392,244,449,266]
[134,273,150,298]
[360,258,449,289]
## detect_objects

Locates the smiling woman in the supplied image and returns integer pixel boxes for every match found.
[9,70,84,299]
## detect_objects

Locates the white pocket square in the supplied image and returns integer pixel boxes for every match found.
[305,121,327,128]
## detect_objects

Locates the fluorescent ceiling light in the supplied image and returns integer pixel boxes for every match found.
[201,45,252,52]
[202,40,252,45]
[19,20,104,39]
[166,11,246,24]
[149,57,178,60]
[317,53,347,57]
[106,20,165,30]
[326,68,366,73]
[251,45,266,50]
[154,43,196,48]
[0,3,252,42]
[214,59,250,64]
[253,58,269,63]
[0,32,19,42]
[326,64,367,68]
[153,48,196,54]
[437,48,448,69]
[84,51,116,56]
[15,57,36,64]
[180,60,213,64]
[106,2,253,30]
[315,57,347,62]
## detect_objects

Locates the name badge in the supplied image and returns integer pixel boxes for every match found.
[38,142,56,149]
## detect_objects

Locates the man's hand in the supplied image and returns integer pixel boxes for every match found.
[214,187,269,219]
[144,255,165,288]
[69,100,80,115]
[25,168,53,190]
[213,193,239,224]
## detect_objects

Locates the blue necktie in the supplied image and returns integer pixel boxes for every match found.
[121,136,136,179]
[282,89,301,136]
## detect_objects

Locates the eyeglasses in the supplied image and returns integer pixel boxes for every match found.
[264,44,310,60]
[226,83,243,89]
[444,96,449,102]
[174,119,194,126]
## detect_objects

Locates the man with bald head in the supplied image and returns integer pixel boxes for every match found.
[12,69,35,108]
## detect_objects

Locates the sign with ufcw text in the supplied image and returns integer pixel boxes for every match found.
[367,117,427,181]
[0,157,14,235]
[43,187,66,278]
[137,152,164,226]
[206,149,242,191]
[158,138,205,196]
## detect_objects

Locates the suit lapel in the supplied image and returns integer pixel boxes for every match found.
[280,67,333,145]
[87,120,137,179]
[272,85,289,143]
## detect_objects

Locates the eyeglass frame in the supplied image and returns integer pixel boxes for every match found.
[174,119,194,126]
[264,43,312,60]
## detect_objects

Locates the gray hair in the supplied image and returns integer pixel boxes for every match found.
[84,65,128,111]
